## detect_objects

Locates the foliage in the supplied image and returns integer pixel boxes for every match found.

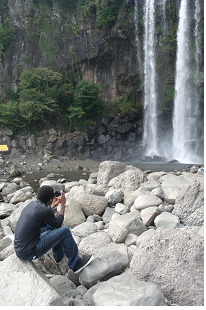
[96,0,119,28]
[0,100,26,131]
[0,18,15,56]
[18,67,62,123]
[74,79,103,118]
[5,87,19,101]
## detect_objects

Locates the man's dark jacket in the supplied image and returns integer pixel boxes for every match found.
[14,199,64,259]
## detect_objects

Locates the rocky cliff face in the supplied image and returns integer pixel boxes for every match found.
[0,0,204,161]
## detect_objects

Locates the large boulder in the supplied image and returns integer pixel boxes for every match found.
[130,227,204,306]
[9,186,34,204]
[0,254,64,306]
[2,183,19,196]
[97,161,126,185]
[108,168,146,190]
[161,174,194,204]
[79,251,129,288]
[50,275,76,298]
[71,222,98,239]
[9,199,35,232]
[33,249,69,276]
[93,269,166,306]
[172,176,204,226]
[40,180,65,191]
[78,231,112,257]
[63,197,86,228]
[75,194,108,216]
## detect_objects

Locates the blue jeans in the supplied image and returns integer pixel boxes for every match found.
[25,225,79,270]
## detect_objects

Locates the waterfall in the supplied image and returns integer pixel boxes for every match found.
[142,0,159,157]
[172,0,202,163]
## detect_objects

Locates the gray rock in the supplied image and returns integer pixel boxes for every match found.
[2,183,19,196]
[0,203,17,218]
[93,268,166,306]
[26,134,36,149]
[151,187,164,199]
[73,297,86,306]
[82,283,102,306]
[63,197,86,228]
[64,181,80,192]
[0,242,15,260]
[161,174,194,204]
[75,194,108,216]
[98,134,106,144]
[112,226,128,243]
[40,180,65,191]
[123,188,151,208]
[9,199,35,232]
[134,194,162,210]
[154,212,180,228]
[130,227,204,306]
[79,251,129,288]
[33,249,69,276]
[78,231,112,257]
[0,236,12,251]
[9,188,32,204]
[115,203,128,215]
[18,139,27,151]
[172,176,204,226]
[97,161,126,185]
[163,204,174,212]
[124,233,138,247]
[108,168,146,190]
[77,284,87,295]
[140,207,160,226]
[50,275,76,298]
[117,122,132,134]
[102,207,115,224]
[109,213,147,237]
[71,222,98,238]
[0,254,64,306]
[147,171,167,180]
[105,188,124,205]
[140,179,161,191]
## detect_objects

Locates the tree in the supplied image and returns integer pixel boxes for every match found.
[74,79,103,118]
[18,67,62,123]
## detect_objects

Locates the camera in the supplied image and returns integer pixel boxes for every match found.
[54,190,61,197]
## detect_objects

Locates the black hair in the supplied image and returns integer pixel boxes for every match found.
[37,185,54,203]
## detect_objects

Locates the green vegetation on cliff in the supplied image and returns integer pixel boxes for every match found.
[0,17,15,56]
[1,67,104,133]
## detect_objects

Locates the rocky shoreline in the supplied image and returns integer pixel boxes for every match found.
[0,160,204,306]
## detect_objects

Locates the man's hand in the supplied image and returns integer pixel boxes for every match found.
[58,191,66,216]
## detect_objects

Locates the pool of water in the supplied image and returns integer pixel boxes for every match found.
[22,161,195,193]
[23,170,90,193]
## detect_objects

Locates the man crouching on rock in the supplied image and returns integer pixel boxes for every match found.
[14,185,93,273]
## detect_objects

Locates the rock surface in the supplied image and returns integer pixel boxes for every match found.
[130,227,204,306]
[93,269,167,306]
[0,254,64,306]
